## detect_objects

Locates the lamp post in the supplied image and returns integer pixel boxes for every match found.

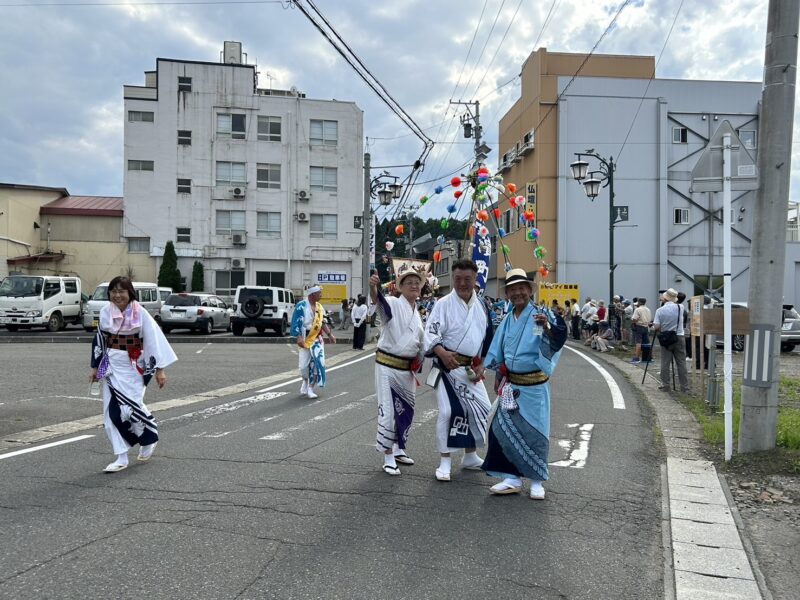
[361,152,402,298]
[570,150,616,303]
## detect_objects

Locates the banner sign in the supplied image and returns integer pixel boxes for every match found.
[317,271,347,284]
[391,258,432,283]
[471,219,491,290]
[537,282,580,306]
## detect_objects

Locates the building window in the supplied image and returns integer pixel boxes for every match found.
[177,178,192,194]
[740,130,757,149]
[215,270,244,298]
[128,159,154,171]
[217,113,246,140]
[128,110,154,123]
[178,76,192,92]
[176,227,191,243]
[435,256,450,276]
[674,208,690,225]
[177,130,192,145]
[216,210,246,235]
[503,209,512,234]
[310,166,337,191]
[310,119,338,145]
[310,213,337,239]
[216,161,246,186]
[258,116,281,142]
[672,127,688,144]
[128,237,150,253]
[256,211,281,238]
[256,163,281,190]
[256,271,285,287]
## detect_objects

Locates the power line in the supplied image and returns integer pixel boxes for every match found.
[468,0,524,100]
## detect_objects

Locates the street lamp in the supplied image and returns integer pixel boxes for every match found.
[570,150,617,302]
[361,152,402,298]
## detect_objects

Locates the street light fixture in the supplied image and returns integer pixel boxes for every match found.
[570,150,617,302]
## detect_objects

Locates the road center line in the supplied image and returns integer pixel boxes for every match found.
[260,394,375,440]
[563,346,626,409]
[196,343,212,354]
[0,435,95,460]
[256,352,376,393]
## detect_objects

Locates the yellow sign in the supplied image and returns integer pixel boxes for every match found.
[320,284,347,305]
[537,283,581,307]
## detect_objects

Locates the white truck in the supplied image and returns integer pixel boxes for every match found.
[0,275,83,332]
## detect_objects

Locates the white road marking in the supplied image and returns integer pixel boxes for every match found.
[196,343,212,354]
[260,395,375,441]
[550,423,594,468]
[161,391,287,423]
[563,346,626,409]
[0,435,95,460]
[256,352,376,393]
[51,395,102,402]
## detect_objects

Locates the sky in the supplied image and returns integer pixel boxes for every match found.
[0,0,793,220]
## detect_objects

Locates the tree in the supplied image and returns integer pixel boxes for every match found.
[191,261,204,292]
[158,241,183,292]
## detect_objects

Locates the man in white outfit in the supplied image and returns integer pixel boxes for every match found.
[424,259,493,482]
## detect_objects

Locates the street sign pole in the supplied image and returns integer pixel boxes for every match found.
[723,133,733,461]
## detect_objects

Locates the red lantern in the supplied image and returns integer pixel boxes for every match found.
[450,176,462,187]
[454,190,463,199]
[538,266,549,277]
[395,224,405,236]
[433,250,442,263]
[476,210,489,222]
[477,166,490,175]
[492,208,502,219]
[524,210,535,222]
[506,183,517,194]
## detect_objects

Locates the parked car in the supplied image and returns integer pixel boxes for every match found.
[230,285,295,336]
[83,281,160,331]
[0,275,82,332]
[159,293,230,334]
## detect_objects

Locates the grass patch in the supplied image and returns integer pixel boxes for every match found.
[675,377,800,472]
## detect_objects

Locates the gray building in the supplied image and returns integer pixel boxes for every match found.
[557,75,762,305]
[123,41,364,299]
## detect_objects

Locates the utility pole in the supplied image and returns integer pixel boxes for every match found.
[361,152,371,299]
[739,0,798,452]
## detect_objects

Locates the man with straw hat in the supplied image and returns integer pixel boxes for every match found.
[482,268,568,500]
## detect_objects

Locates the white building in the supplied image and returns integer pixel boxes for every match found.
[123,41,364,300]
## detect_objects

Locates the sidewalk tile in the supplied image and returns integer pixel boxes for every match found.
[671,519,744,549]
[670,499,734,524]
[670,483,728,505]
[673,541,755,580]
[674,571,761,599]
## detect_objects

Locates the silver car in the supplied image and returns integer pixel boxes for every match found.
[159,293,231,334]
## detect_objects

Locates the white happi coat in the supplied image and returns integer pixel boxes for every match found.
[424,290,492,453]
[372,293,425,453]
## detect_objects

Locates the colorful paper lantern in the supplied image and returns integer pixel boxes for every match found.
[395,224,404,236]
[534,246,546,259]
[523,210,535,222]
[506,183,517,194]
[498,227,506,237]
[493,175,504,183]
[447,204,457,213]
[492,208,502,219]
[538,266,549,277]
[502,245,510,255]
[436,234,445,244]
[434,186,443,194]
[531,227,540,239]
[526,229,536,241]
[453,190,463,199]
[451,176,462,187]
[441,218,450,229]
[433,250,442,263]
[420,195,428,205]
[384,241,395,251]
[504,262,513,272]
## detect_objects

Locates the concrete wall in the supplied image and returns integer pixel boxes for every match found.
[0,189,64,279]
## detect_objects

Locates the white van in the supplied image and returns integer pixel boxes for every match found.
[230,285,295,336]
[0,275,82,332]
[83,281,160,331]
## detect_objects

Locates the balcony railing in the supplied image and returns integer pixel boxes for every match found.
[788,223,800,242]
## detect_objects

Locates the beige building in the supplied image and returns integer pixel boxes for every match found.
[492,49,654,295]
[1,184,156,291]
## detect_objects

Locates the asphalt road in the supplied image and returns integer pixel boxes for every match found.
[0,343,663,599]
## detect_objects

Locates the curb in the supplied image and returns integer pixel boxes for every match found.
[570,341,768,599]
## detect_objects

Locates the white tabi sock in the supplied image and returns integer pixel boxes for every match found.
[384,454,397,469]
[116,452,129,466]
[438,456,452,473]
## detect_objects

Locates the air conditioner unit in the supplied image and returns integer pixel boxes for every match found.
[297,212,309,222]
[509,150,521,164]
[231,258,244,269]
[231,187,245,198]
[232,231,247,245]
[297,190,309,201]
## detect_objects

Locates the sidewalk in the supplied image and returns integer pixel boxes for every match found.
[571,340,769,600]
